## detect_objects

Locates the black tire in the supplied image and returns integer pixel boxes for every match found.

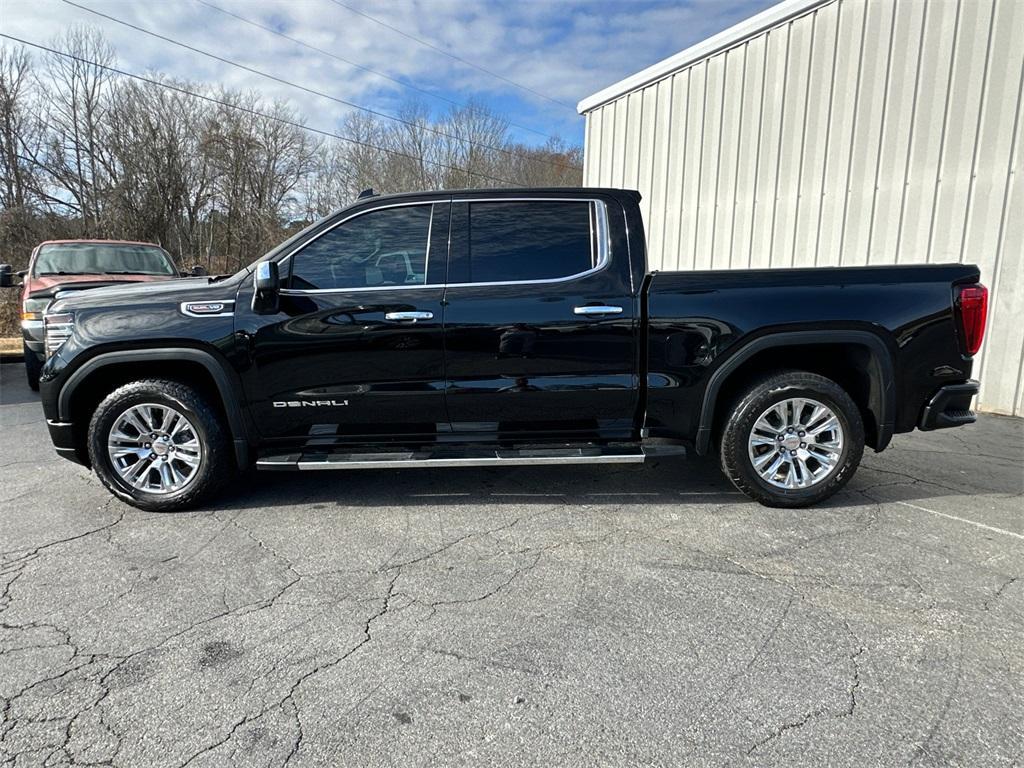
[719,370,864,508]
[24,343,41,391]
[87,379,233,512]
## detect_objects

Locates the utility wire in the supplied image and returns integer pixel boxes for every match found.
[194,0,555,141]
[0,32,520,186]
[60,0,578,174]
[327,0,576,111]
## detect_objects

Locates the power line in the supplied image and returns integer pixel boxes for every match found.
[0,32,520,186]
[327,0,576,111]
[194,0,555,141]
[60,0,578,174]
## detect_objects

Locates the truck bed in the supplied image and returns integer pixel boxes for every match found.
[644,263,980,450]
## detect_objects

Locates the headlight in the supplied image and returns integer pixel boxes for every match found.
[22,297,49,322]
[44,312,75,357]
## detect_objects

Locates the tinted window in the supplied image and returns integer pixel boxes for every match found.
[33,244,175,276]
[290,205,432,290]
[467,201,596,283]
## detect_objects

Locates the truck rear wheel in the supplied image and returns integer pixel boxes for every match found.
[87,379,233,512]
[719,370,864,508]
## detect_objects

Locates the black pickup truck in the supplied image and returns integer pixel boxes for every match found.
[32,188,987,512]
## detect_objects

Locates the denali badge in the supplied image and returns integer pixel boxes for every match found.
[187,302,224,314]
[181,301,234,317]
[273,400,349,408]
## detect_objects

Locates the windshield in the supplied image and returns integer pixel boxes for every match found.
[33,243,176,276]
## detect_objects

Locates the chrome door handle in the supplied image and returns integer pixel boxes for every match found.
[384,311,433,322]
[573,305,623,316]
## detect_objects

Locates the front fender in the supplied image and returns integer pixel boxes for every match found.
[51,347,251,468]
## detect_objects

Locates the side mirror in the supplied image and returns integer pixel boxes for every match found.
[253,261,280,313]
[0,264,21,288]
[189,264,208,277]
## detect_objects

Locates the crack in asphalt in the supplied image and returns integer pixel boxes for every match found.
[16,564,307,766]
[88,512,557,765]
[687,592,798,746]
[173,502,574,764]
[0,505,125,564]
[175,568,402,768]
[745,626,866,756]
[983,576,1019,611]
[909,630,966,766]
[427,551,543,610]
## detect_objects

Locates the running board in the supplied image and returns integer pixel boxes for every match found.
[257,445,652,471]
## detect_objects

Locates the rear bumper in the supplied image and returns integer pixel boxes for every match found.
[919,380,979,431]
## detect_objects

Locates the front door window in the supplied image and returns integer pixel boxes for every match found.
[289,204,433,290]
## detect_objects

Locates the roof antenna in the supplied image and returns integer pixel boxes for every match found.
[357,188,377,199]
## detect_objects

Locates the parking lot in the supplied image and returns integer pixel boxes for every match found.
[0,361,1021,767]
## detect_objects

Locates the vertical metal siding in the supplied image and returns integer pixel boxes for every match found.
[582,0,1024,416]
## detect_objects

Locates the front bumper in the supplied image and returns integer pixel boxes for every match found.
[919,380,979,431]
[21,319,44,356]
[46,419,86,465]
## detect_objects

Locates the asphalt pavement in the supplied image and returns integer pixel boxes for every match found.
[1,362,1022,767]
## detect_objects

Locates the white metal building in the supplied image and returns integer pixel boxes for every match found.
[579,0,1023,416]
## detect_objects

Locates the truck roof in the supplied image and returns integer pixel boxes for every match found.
[36,239,165,248]
[353,187,641,205]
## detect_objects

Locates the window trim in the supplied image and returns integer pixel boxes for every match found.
[278,197,611,295]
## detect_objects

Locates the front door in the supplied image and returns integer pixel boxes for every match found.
[238,200,451,445]
[442,197,638,440]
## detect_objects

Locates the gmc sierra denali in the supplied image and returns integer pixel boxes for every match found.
[34,188,988,511]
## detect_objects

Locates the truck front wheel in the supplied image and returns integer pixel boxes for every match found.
[719,371,864,508]
[87,379,233,512]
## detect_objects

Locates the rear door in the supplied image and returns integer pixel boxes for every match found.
[441,195,638,440]
[239,200,451,444]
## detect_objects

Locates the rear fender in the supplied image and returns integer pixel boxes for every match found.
[694,330,895,455]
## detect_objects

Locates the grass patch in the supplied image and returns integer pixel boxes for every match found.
[0,337,23,357]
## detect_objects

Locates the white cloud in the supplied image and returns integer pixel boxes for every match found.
[0,0,777,144]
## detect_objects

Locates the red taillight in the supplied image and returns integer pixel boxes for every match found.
[958,284,988,356]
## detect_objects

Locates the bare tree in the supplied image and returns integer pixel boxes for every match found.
[438,100,510,187]
[509,136,584,187]
[0,44,50,265]
[39,27,116,233]
[0,47,40,212]
[200,91,319,270]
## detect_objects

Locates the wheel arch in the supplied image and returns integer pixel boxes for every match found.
[695,330,895,456]
[58,348,250,468]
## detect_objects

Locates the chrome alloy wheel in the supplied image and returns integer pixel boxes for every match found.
[107,403,202,494]
[747,397,845,490]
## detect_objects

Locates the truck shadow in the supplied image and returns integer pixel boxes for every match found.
[214,456,959,512]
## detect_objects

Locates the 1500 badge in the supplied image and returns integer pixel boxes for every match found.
[273,400,349,407]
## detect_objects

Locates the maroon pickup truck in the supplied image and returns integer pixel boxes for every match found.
[3,240,184,389]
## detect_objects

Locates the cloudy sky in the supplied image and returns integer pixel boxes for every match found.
[1,0,776,147]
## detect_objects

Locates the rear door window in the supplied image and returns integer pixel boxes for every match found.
[465,201,598,284]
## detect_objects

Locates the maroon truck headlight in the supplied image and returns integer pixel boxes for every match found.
[22,297,49,322]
